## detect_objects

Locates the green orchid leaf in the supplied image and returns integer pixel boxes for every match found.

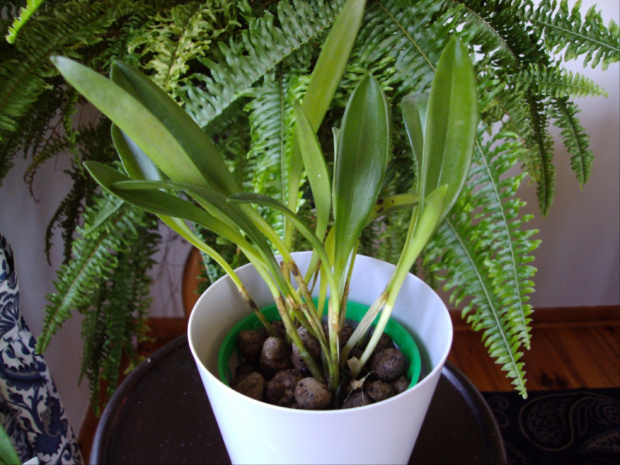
[83,162,246,246]
[229,192,339,305]
[111,61,240,195]
[111,124,163,181]
[110,125,240,276]
[114,178,284,288]
[368,193,419,226]
[230,193,327,263]
[285,0,367,244]
[51,56,232,192]
[333,74,390,276]
[407,185,449,257]
[301,0,367,130]
[293,102,331,241]
[400,94,427,180]
[420,37,478,222]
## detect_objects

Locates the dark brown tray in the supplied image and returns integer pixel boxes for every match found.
[91,335,506,464]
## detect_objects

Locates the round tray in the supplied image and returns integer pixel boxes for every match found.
[91,335,506,464]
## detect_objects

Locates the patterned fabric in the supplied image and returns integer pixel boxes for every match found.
[0,233,82,464]
[483,387,620,465]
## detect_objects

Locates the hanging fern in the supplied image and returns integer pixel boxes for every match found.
[79,220,158,415]
[0,1,114,137]
[425,129,540,397]
[36,193,157,352]
[550,97,594,187]
[357,0,452,97]
[42,119,117,264]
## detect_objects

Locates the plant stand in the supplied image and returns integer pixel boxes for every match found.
[90,335,506,464]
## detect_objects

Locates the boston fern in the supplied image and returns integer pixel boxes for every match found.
[0,0,617,407]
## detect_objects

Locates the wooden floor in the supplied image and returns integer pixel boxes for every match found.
[77,305,619,461]
[449,306,620,391]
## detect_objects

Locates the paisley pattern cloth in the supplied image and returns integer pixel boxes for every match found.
[0,233,82,464]
[484,387,620,464]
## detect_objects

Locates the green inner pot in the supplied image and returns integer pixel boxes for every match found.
[218,299,422,390]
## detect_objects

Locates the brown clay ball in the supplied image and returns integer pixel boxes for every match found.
[237,329,266,362]
[266,369,304,407]
[365,380,395,402]
[371,347,407,382]
[260,337,292,375]
[233,372,265,400]
[341,390,372,409]
[294,377,332,410]
[391,375,410,394]
[232,362,255,383]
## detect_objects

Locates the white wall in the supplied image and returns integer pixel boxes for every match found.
[522,0,619,307]
[0,0,617,436]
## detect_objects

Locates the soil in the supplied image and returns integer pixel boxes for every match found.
[231,326,410,410]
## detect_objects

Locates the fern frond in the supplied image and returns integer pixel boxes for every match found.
[0,57,49,136]
[433,216,529,397]
[79,290,107,414]
[453,0,525,70]
[42,118,116,263]
[101,223,157,402]
[425,129,540,397]
[183,0,344,128]
[44,167,90,264]
[128,1,240,101]
[525,0,620,70]
[37,194,154,354]
[0,1,115,138]
[526,92,556,216]
[90,3,163,71]
[241,66,316,238]
[358,0,453,96]
[516,64,608,98]
[78,207,158,414]
[5,0,44,44]
[549,97,593,187]
[242,72,289,237]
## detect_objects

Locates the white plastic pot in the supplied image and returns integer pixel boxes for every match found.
[188,252,453,465]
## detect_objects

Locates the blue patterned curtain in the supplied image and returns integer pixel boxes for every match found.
[0,233,82,464]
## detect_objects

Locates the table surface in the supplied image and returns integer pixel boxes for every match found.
[91,335,506,464]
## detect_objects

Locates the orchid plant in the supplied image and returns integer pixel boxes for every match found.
[51,0,477,393]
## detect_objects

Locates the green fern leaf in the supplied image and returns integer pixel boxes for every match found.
[425,128,540,397]
[356,0,453,96]
[128,1,239,101]
[5,0,45,44]
[550,97,593,187]
[526,0,620,70]
[79,291,107,414]
[183,0,344,128]
[0,1,115,137]
[527,92,556,216]
[37,194,154,353]
[516,64,608,98]
[78,208,158,413]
